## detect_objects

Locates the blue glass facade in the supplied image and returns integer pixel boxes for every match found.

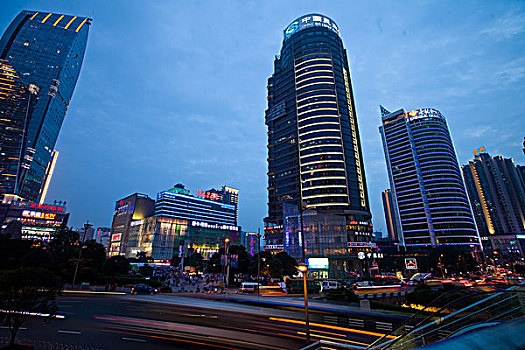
[379,107,480,247]
[0,11,91,201]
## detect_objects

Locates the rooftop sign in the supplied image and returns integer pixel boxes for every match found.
[406,108,444,122]
[284,14,339,40]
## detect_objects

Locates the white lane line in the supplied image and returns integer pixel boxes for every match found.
[57,330,82,335]
[122,337,146,342]
[0,326,26,330]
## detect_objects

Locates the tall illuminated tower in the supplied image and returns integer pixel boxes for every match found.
[265,14,373,262]
[379,107,480,248]
[0,11,91,202]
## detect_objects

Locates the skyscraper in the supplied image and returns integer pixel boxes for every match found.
[462,150,525,256]
[379,107,480,248]
[382,189,401,242]
[0,11,91,202]
[265,14,373,275]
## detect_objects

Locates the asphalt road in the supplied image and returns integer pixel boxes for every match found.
[0,292,400,349]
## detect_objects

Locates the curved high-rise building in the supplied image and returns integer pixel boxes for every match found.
[0,11,91,202]
[379,107,481,247]
[265,15,373,271]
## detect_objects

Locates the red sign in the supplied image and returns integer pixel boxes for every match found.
[17,202,64,212]
[196,189,219,201]
[111,233,122,242]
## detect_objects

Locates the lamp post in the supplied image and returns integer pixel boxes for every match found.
[72,221,92,287]
[223,238,230,293]
[256,229,261,297]
[296,263,310,344]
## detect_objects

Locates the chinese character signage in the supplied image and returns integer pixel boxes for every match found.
[405,258,418,270]
[196,189,219,201]
[284,14,340,39]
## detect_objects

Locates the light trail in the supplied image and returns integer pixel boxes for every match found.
[269,317,398,339]
[101,328,240,349]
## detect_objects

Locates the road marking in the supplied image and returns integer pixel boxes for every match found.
[0,326,26,330]
[122,337,146,342]
[58,330,82,335]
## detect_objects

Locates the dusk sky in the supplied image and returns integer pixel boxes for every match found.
[1,1,523,233]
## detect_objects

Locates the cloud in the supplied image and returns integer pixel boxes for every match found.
[481,10,525,39]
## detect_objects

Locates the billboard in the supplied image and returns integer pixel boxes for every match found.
[307,257,329,270]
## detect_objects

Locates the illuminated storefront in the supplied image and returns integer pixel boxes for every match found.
[0,200,69,241]
[127,216,241,260]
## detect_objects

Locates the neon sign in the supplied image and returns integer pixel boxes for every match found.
[17,202,64,212]
[22,210,56,220]
[191,221,238,231]
[284,14,340,39]
[111,233,122,242]
[196,189,219,201]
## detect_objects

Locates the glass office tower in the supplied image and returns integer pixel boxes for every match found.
[379,107,480,247]
[0,11,91,201]
[265,14,373,275]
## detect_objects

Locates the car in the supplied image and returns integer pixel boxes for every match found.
[321,280,341,292]
[239,282,262,293]
[131,284,158,294]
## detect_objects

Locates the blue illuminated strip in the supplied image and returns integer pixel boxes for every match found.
[386,136,409,146]
[413,135,451,143]
[422,178,463,184]
[395,187,421,194]
[429,206,471,211]
[399,207,426,213]
[419,160,458,167]
[395,178,420,186]
[434,228,477,232]
[418,151,456,157]
[427,196,468,201]
[397,197,423,203]
[414,143,454,151]
[420,168,462,176]
[406,242,480,246]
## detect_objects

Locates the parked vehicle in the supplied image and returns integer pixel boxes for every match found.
[321,280,341,292]
[131,284,158,294]
[286,279,321,294]
[239,282,262,293]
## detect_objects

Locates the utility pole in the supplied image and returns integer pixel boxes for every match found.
[298,201,310,344]
[72,221,92,287]
[257,228,261,298]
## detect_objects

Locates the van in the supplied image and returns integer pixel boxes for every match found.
[239,282,261,293]
[321,280,340,292]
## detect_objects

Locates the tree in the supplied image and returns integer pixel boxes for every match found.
[273,252,297,277]
[170,255,181,267]
[227,245,252,274]
[186,252,204,272]
[207,252,222,273]
[0,268,61,347]
[249,250,273,276]
[269,257,284,278]
[104,256,130,276]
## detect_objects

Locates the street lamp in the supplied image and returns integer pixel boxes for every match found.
[296,263,310,344]
[223,238,230,293]
[72,221,92,287]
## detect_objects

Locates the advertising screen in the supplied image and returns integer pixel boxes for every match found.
[307,257,329,270]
